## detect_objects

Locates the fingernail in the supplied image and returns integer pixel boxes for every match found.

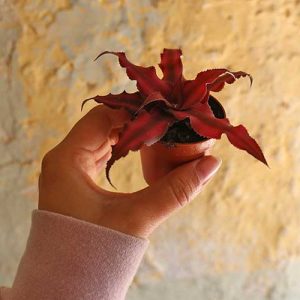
[196,156,222,182]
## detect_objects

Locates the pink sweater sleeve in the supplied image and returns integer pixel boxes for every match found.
[0,209,149,300]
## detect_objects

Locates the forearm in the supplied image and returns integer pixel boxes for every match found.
[0,210,149,300]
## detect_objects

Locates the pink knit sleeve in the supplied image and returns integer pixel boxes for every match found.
[0,209,149,300]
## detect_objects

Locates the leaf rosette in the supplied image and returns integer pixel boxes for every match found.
[82,49,268,186]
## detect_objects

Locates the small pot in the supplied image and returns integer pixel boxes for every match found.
[139,96,225,185]
[140,139,216,185]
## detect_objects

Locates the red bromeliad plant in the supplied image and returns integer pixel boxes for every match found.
[82,49,268,187]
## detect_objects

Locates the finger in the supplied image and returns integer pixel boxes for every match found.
[93,139,111,161]
[95,150,112,172]
[135,156,222,224]
[109,128,121,145]
[204,149,212,155]
[87,127,121,162]
[62,105,131,152]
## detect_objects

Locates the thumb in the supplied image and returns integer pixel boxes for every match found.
[138,156,221,224]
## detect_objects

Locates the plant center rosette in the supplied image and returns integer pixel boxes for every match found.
[82,49,268,188]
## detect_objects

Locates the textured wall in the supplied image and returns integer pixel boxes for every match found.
[1,0,300,299]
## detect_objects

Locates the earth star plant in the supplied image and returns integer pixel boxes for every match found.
[82,49,268,187]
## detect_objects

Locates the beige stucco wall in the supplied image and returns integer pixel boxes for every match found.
[1,0,300,299]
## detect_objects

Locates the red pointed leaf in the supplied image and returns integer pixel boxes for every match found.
[207,71,253,93]
[171,106,268,165]
[81,91,143,115]
[169,76,185,106]
[182,69,252,108]
[106,107,175,187]
[182,69,227,108]
[136,91,173,113]
[95,51,171,97]
[158,48,183,83]
[171,104,227,139]
[226,125,268,165]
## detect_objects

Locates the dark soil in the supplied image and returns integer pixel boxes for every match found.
[160,96,225,145]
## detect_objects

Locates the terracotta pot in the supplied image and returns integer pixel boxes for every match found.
[140,139,216,185]
[139,96,225,185]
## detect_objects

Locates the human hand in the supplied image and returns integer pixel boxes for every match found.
[38,106,221,239]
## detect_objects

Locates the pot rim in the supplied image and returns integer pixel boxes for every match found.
[157,138,216,148]
[159,96,225,146]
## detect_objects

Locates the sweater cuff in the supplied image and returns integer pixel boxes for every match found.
[9,209,149,300]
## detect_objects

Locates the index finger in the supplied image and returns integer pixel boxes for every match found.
[62,105,131,152]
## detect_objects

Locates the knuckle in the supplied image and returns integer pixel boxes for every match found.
[167,176,193,208]
[167,169,202,208]
[41,150,56,173]
[40,147,67,178]
[40,150,60,185]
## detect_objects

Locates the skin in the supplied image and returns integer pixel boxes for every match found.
[38,105,221,239]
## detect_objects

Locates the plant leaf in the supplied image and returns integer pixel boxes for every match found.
[95,51,171,97]
[207,71,252,93]
[171,105,268,166]
[158,48,183,83]
[81,91,143,115]
[171,104,227,139]
[106,107,175,187]
[225,125,268,166]
[136,91,173,113]
[182,69,227,108]
[182,69,252,108]
[169,76,185,106]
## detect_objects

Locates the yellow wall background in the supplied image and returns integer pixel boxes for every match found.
[1,0,300,299]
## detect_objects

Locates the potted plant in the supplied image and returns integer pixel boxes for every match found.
[82,49,267,187]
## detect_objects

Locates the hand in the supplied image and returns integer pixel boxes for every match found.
[38,106,221,239]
